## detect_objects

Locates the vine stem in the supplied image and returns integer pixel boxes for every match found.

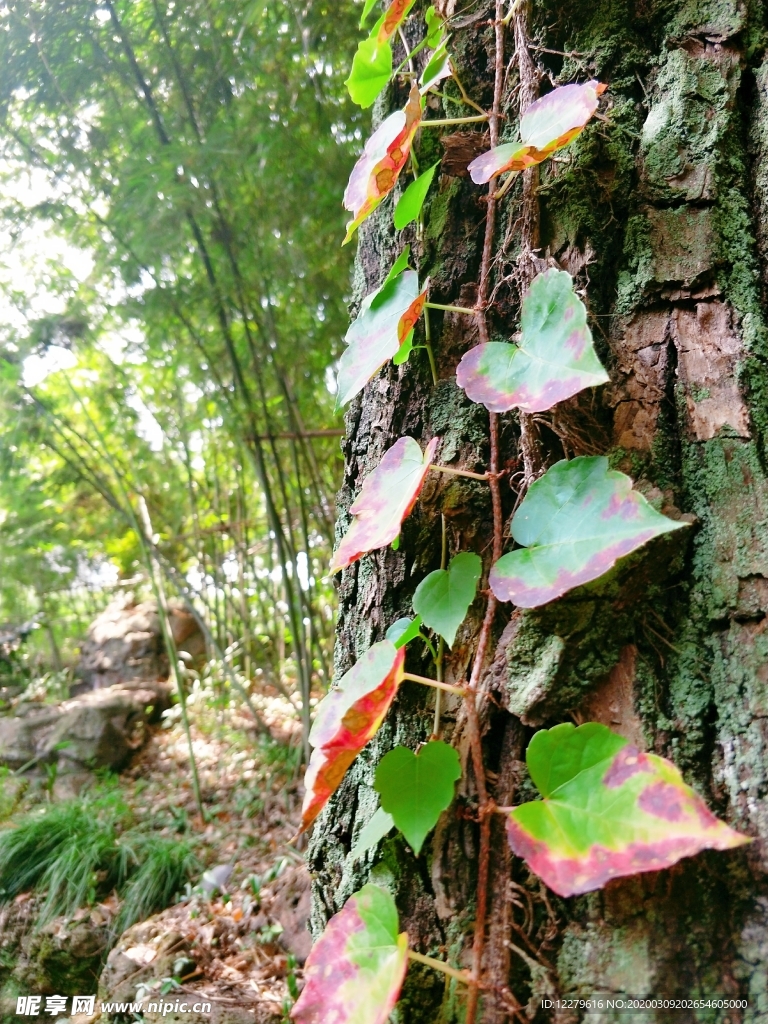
[422,113,490,126]
[431,464,490,482]
[403,672,468,696]
[407,950,471,984]
[464,4,506,1023]
[425,301,477,315]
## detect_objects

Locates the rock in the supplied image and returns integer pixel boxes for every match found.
[98,921,191,1005]
[0,684,168,772]
[74,597,206,693]
[0,899,110,1020]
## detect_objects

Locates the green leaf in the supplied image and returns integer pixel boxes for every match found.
[360,0,380,27]
[377,246,411,299]
[347,36,393,109]
[419,42,451,93]
[392,328,414,365]
[412,551,481,647]
[507,723,750,897]
[424,6,444,47]
[394,162,440,230]
[385,615,423,648]
[456,268,609,413]
[375,741,461,854]
[490,457,687,608]
[292,884,408,1024]
[350,806,396,860]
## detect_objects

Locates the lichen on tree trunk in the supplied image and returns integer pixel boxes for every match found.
[308,0,768,1019]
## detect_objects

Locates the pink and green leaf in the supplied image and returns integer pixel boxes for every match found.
[291,883,408,1024]
[507,722,750,897]
[344,84,422,242]
[456,268,608,413]
[336,269,427,408]
[489,457,686,607]
[419,42,452,94]
[300,641,406,833]
[468,80,606,184]
[330,436,439,574]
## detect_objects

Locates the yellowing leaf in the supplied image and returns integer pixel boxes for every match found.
[300,641,405,833]
[507,723,749,897]
[292,884,408,1024]
[330,436,439,575]
[344,85,422,243]
[468,80,606,184]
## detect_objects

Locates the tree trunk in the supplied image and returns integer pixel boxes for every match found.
[309,0,768,1018]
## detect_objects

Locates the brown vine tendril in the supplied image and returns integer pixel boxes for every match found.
[465,3,506,1022]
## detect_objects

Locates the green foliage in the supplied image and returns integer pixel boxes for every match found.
[0,788,198,928]
[385,615,423,648]
[347,37,393,108]
[394,163,440,230]
[375,741,461,854]
[412,552,481,648]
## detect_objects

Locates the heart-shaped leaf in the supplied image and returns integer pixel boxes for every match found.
[348,1,418,108]
[344,84,422,242]
[330,436,439,575]
[347,36,394,109]
[490,457,686,608]
[336,269,427,408]
[468,80,605,184]
[412,551,481,647]
[424,6,445,48]
[350,806,396,861]
[394,162,439,230]
[375,740,461,854]
[507,722,749,897]
[456,269,608,413]
[300,641,405,832]
[291,884,408,1024]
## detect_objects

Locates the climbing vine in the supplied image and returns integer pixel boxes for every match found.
[292,2,749,1022]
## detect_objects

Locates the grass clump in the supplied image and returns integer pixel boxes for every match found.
[0,784,199,930]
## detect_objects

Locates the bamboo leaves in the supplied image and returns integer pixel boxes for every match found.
[329,436,439,575]
[457,269,608,413]
[291,884,408,1024]
[490,458,686,607]
[507,723,749,897]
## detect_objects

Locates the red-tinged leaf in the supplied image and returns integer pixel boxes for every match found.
[300,642,406,832]
[330,436,439,574]
[344,84,422,244]
[468,142,539,184]
[489,457,686,608]
[337,271,427,408]
[291,884,408,1024]
[376,0,417,43]
[468,80,606,184]
[507,722,749,897]
[456,269,608,413]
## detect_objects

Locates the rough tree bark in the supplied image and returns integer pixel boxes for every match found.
[308,0,768,1019]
